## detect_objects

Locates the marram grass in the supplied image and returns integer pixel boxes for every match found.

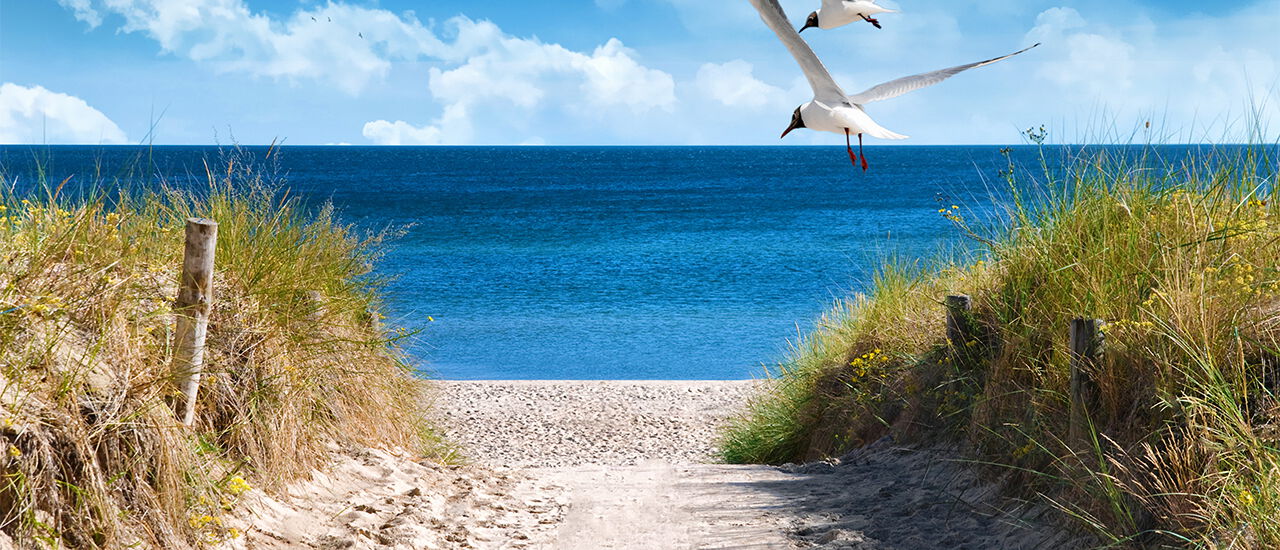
[0,147,443,548]
[721,142,1280,548]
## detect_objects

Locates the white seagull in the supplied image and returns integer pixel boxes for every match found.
[749,0,1038,171]
[800,0,896,31]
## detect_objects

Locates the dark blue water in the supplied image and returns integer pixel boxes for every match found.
[0,145,1088,379]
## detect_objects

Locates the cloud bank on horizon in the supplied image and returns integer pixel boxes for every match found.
[2,0,1276,145]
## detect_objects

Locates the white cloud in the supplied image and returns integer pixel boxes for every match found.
[361,119,441,145]
[1027,7,1134,96]
[1021,4,1279,140]
[65,1,677,145]
[57,0,102,27]
[0,83,128,144]
[365,19,674,145]
[696,60,786,108]
[67,0,448,94]
[425,22,674,113]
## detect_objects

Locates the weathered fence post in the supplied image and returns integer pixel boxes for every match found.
[306,290,327,322]
[1068,318,1104,451]
[172,218,218,426]
[945,294,974,356]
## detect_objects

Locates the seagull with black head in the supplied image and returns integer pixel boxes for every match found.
[750,0,1038,171]
[799,0,896,31]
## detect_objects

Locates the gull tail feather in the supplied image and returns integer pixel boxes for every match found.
[861,120,908,140]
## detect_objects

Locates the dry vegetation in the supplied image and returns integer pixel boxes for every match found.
[0,147,439,548]
[722,138,1280,547]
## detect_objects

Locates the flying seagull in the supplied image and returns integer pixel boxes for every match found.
[800,0,896,31]
[749,0,1037,171]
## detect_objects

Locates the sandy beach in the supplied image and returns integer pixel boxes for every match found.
[431,380,760,468]
[220,380,1089,549]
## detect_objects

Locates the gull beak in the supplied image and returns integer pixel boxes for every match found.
[781,108,804,139]
[780,118,802,139]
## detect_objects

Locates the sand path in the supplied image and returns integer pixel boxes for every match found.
[221,381,1089,549]
[535,462,792,549]
[432,381,1091,550]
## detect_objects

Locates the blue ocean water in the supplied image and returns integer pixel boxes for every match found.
[0,145,1105,379]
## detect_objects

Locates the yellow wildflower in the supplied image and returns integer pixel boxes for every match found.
[225,476,252,496]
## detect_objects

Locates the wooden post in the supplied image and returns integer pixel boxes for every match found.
[945,294,973,355]
[172,218,218,426]
[306,290,326,322]
[1068,318,1104,451]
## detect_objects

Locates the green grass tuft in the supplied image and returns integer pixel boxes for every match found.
[721,139,1280,547]
[0,146,442,547]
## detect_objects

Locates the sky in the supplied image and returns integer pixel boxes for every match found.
[0,0,1276,145]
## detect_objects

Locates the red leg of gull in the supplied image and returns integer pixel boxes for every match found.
[859,133,868,171]
[845,128,858,168]
[861,14,882,29]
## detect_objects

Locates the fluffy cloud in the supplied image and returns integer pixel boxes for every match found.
[0,83,128,144]
[696,60,787,109]
[65,0,448,94]
[364,18,674,145]
[363,104,470,145]
[1023,4,1278,140]
[56,0,102,27]
[66,1,677,145]
[1027,8,1135,97]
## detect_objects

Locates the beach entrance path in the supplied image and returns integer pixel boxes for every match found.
[533,462,793,549]
[434,380,796,548]
[432,380,1089,550]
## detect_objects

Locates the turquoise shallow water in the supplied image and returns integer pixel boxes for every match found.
[0,145,1213,379]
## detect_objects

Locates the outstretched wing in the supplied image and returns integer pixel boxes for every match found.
[748,0,847,103]
[846,43,1039,105]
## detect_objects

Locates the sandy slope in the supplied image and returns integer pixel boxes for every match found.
[219,447,566,549]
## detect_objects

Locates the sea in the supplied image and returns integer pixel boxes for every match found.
[0,144,1191,380]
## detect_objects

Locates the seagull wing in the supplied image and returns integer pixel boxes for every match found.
[749,0,847,103]
[846,43,1039,105]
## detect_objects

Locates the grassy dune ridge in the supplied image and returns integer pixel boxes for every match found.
[0,147,438,547]
[722,139,1280,547]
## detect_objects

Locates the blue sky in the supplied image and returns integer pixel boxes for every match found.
[0,0,1276,145]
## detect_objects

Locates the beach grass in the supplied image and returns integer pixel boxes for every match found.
[721,133,1280,547]
[0,146,442,547]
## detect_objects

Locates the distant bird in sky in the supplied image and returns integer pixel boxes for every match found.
[358,32,364,39]
[800,0,896,31]
[310,16,316,22]
[750,0,1037,171]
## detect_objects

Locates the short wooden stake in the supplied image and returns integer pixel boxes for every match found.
[1068,318,1104,451]
[172,218,218,426]
[945,294,973,355]
[306,290,327,322]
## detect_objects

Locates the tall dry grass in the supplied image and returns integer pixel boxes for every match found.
[0,146,440,548]
[722,139,1279,547]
